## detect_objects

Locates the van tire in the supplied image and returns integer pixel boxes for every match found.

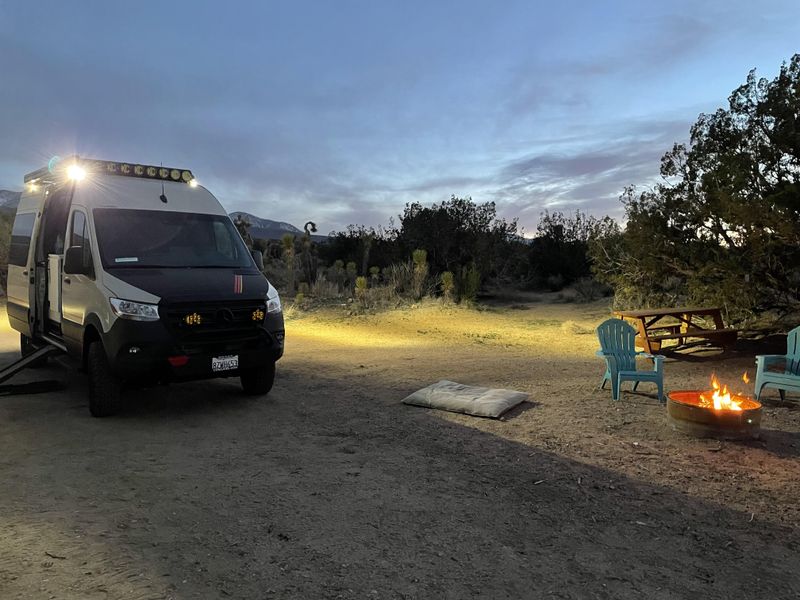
[20,334,48,368]
[240,361,276,396]
[88,341,122,417]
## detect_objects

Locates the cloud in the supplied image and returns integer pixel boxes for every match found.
[2,1,796,236]
[486,118,692,228]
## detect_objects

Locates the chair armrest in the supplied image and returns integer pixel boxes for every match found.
[640,353,665,372]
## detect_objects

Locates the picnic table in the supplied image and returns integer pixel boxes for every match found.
[612,306,737,354]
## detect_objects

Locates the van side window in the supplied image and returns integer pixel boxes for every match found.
[70,211,94,275]
[9,213,35,266]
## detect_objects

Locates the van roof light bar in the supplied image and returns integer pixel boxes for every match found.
[24,156,195,185]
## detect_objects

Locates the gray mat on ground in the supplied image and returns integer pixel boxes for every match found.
[402,380,528,418]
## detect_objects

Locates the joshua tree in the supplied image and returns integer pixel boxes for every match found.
[282,233,296,294]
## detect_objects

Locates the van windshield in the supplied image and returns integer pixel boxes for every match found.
[93,209,253,269]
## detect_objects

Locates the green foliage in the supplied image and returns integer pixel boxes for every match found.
[281,234,296,293]
[310,275,339,300]
[299,227,318,287]
[354,276,369,310]
[385,261,414,295]
[369,265,380,284]
[412,248,427,267]
[546,274,565,292]
[530,211,620,288]
[327,259,346,292]
[411,249,429,300]
[591,54,800,322]
[458,263,481,304]
[397,196,517,285]
[345,261,357,291]
[318,224,401,274]
[571,277,611,303]
[440,271,455,302]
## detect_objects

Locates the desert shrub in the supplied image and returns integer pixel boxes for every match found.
[386,261,414,295]
[345,261,358,292]
[369,266,381,285]
[411,249,429,300]
[282,234,296,293]
[546,273,565,292]
[440,271,455,302]
[354,276,369,308]
[458,263,481,303]
[310,274,340,300]
[262,258,288,291]
[571,277,611,303]
[327,260,346,292]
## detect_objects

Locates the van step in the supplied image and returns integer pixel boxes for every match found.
[0,345,62,385]
[40,334,68,352]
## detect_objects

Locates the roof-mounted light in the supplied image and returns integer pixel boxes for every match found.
[24,156,195,185]
[67,164,86,181]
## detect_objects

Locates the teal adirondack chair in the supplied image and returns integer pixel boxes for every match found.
[596,318,665,402]
[754,326,800,402]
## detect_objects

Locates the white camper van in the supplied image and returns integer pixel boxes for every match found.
[7,156,284,416]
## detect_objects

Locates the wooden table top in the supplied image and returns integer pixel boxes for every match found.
[612,307,722,319]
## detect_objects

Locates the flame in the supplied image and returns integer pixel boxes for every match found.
[698,374,744,412]
[742,371,750,384]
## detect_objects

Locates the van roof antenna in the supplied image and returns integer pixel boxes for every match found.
[159,162,168,203]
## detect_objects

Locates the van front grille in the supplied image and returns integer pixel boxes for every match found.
[164,300,267,350]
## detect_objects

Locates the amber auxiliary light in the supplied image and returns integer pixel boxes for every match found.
[184,313,202,326]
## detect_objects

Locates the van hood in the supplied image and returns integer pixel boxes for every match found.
[104,268,270,303]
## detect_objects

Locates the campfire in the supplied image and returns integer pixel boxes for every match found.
[667,373,762,439]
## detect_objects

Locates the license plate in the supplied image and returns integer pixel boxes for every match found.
[212,355,239,372]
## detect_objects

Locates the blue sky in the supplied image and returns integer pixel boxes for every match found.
[1,1,798,235]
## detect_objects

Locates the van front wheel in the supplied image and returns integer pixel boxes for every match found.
[240,361,276,396]
[88,341,122,417]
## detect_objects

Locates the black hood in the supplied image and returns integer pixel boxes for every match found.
[106,268,270,303]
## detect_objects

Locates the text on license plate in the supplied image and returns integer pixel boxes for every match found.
[212,355,239,372]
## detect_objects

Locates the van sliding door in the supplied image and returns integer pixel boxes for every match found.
[34,186,73,335]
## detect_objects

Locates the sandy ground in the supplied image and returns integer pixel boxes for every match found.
[0,299,799,599]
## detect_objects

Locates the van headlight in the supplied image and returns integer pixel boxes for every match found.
[110,298,160,321]
[266,289,282,313]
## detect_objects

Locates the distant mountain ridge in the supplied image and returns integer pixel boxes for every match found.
[229,211,325,241]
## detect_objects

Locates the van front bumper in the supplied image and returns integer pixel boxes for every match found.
[101,312,284,382]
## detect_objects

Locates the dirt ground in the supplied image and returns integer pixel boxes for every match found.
[1,299,799,599]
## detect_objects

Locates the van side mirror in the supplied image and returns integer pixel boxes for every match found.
[251,249,265,271]
[64,246,92,276]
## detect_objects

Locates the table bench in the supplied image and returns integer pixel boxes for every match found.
[611,307,738,354]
